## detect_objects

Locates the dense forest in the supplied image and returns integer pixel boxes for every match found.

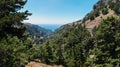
[32,0,120,67]
[33,16,120,67]
[0,0,120,67]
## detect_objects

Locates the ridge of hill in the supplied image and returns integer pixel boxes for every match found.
[55,0,120,34]
[57,0,120,30]
[83,0,120,29]
[25,23,53,44]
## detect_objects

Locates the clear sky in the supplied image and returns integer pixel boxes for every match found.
[23,0,99,24]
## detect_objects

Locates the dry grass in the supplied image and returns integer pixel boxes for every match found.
[85,9,115,29]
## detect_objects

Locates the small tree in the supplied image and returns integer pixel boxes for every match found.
[102,8,109,15]
[109,1,120,14]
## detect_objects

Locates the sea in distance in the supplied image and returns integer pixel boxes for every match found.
[39,24,62,32]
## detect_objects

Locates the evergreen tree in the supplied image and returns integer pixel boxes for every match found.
[0,0,31,38]
[92,16,120,66]
[0,0,32,66]
[0,36,32,67]
[102,8,109,15]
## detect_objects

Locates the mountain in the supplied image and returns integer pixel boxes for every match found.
[0,0,120,66]
[30,0,120,67]
[25,23,53,44]
[39,24,62,32]
[56,0,120,34]
[83,0,120,29]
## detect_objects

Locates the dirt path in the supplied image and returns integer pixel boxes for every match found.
[26,61,63,67]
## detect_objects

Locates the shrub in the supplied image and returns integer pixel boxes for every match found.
[102,8,109,15]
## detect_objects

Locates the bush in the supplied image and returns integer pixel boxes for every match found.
[94,10,100,17]
[109,1,120,14]
[0,36,32,67]
[102,8,109,15]
[89,15,95,20]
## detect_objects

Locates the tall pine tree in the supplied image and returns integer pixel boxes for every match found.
[0,0,31,38]
[0,0,32,66]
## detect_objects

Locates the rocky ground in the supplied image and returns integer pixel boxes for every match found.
[26,61,63,67]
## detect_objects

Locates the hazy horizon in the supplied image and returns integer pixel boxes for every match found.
[39,24,62,31]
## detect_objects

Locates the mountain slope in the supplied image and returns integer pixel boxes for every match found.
[27,0,120,67]
[83,0,120,29]
[25,23,53,44]
[55,0,120,33]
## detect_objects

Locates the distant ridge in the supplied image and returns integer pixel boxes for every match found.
[38,24,62,32]
[24,23,53,44]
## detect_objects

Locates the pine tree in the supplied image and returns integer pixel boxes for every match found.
[0,0,32,66]
[92,16,120,66]
[0,0,31,38]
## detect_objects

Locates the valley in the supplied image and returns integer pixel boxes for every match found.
[0,0,120,67]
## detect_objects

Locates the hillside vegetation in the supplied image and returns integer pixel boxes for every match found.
[84,0,120,29]
[1,0,120,67]
[28,0,120,67]
[25,23,53,44]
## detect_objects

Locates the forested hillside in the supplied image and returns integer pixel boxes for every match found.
[1,0,120,67]
[25,23,53,44]
[29,0,120,67]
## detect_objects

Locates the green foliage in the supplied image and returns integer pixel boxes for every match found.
[25,0,120,67]
[1,0,120,67]
[94,10,100,17]
[89,13,95,21]
[35,24,92,67]
[89,16,120,66]
[25,23,53,44]
[0,0,34,66]
[35,16,120,67]
[0,0,31,38]
[82,0,107,22]
[32,0,120,66]
[94,0,105,10]
[85,10,100,21]
[0,36,32,67]
[102,7,109,15]
[109,1,120,14]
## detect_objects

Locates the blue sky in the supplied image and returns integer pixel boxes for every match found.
[23,0,99,24]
